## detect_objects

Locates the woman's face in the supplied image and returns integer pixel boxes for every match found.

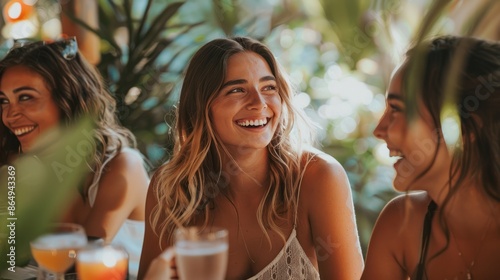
[0,65,61,152]
[210,51,282,154]
[373,68,452,192]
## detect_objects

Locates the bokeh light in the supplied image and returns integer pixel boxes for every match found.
[3,0,35,23]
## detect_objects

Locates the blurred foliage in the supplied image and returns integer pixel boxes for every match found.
[2,0,499,259]
[0,119,94,272]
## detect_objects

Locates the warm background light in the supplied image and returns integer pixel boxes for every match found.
[3,0,35,23]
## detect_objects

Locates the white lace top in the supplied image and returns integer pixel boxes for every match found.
[246,228,320,280]
[247,155,320,279]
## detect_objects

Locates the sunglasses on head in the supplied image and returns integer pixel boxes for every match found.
[10,36,78,60]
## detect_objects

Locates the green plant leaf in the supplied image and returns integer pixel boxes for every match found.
[135,2,186,58]
[0,118,94,271]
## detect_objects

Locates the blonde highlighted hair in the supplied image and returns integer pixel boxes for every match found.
[150,37,315,247]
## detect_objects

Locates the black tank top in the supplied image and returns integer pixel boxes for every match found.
[414,200,437,280]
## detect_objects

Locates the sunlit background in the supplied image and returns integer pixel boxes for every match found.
[1,0,499,254]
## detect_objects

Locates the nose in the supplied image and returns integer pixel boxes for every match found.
[3,102,22,122]
[373,111,388,140]
[246,88,267,110]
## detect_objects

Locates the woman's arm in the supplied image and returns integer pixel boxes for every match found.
[83,148,149,241]
[303,152,364,279]
[361,195,411,280]
[138,175,167,279]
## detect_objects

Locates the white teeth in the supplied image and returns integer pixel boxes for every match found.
[390,150,404,157]
[238,118,268,127]
[13,126,35,136]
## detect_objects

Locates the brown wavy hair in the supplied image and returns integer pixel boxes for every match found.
[0,39,137,199]
[150,37,315,247]
[402,35,500,264]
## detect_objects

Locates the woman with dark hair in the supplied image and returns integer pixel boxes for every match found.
[138,37,364,279]
[362,36,500,279]
[0,38,149,277]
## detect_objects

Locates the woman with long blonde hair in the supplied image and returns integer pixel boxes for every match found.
[139,36,363,279]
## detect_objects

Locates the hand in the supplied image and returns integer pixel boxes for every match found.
[143,247,178,280]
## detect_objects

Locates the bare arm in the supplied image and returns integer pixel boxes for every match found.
[138,175,167,279]
[83,148,149,241]
[361,195,410,280]
[303,153,364,279]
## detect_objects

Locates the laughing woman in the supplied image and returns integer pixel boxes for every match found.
[362,36,500,279]
[138,37,364,280]
[0,38,149,277]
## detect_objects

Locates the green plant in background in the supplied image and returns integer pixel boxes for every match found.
[62,0,304,166]
[62,0,204,166]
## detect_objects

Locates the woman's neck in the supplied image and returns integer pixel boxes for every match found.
[221,147,269,197]
[431,179,500,234]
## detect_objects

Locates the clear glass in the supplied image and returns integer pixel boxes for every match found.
[30,223,87,280]
[174,226,229,280]
[76,243,128,280]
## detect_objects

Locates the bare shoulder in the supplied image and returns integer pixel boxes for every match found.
[300,148,349,195]
[361,192,431,279]
[299,148,365,278]
[298,147,352,218]
[377,192,431,226]
[372,192,431,244]
[106,147,148,171]
[99,147,149,194]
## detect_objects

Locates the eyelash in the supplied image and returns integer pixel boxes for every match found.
[227,85,277,95]
[389,104,402,113]
[0,94,33,105]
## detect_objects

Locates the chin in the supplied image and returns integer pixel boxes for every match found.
[393,176,416,192]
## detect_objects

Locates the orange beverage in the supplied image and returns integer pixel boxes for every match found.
[30,233,87,274]
[77,257,127,280]
[77,244,128,280]
[31,247,77,273]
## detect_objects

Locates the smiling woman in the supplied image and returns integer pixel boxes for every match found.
[361,35,500,280]
[210,52,282,152]
[0,37,149,278]
[0,65,61,152]
[139,37,364,280]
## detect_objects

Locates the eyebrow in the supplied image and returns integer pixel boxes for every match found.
[0,86,41,96]
[220,75,276,89]
[387,93,403,101]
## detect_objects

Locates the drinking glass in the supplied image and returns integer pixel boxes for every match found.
[76,243,128,280]
[30,223,87,280]
[174,226,228,280]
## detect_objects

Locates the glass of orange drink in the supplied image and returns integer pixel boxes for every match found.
[30,223,87,280]
[76,243,128,280]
